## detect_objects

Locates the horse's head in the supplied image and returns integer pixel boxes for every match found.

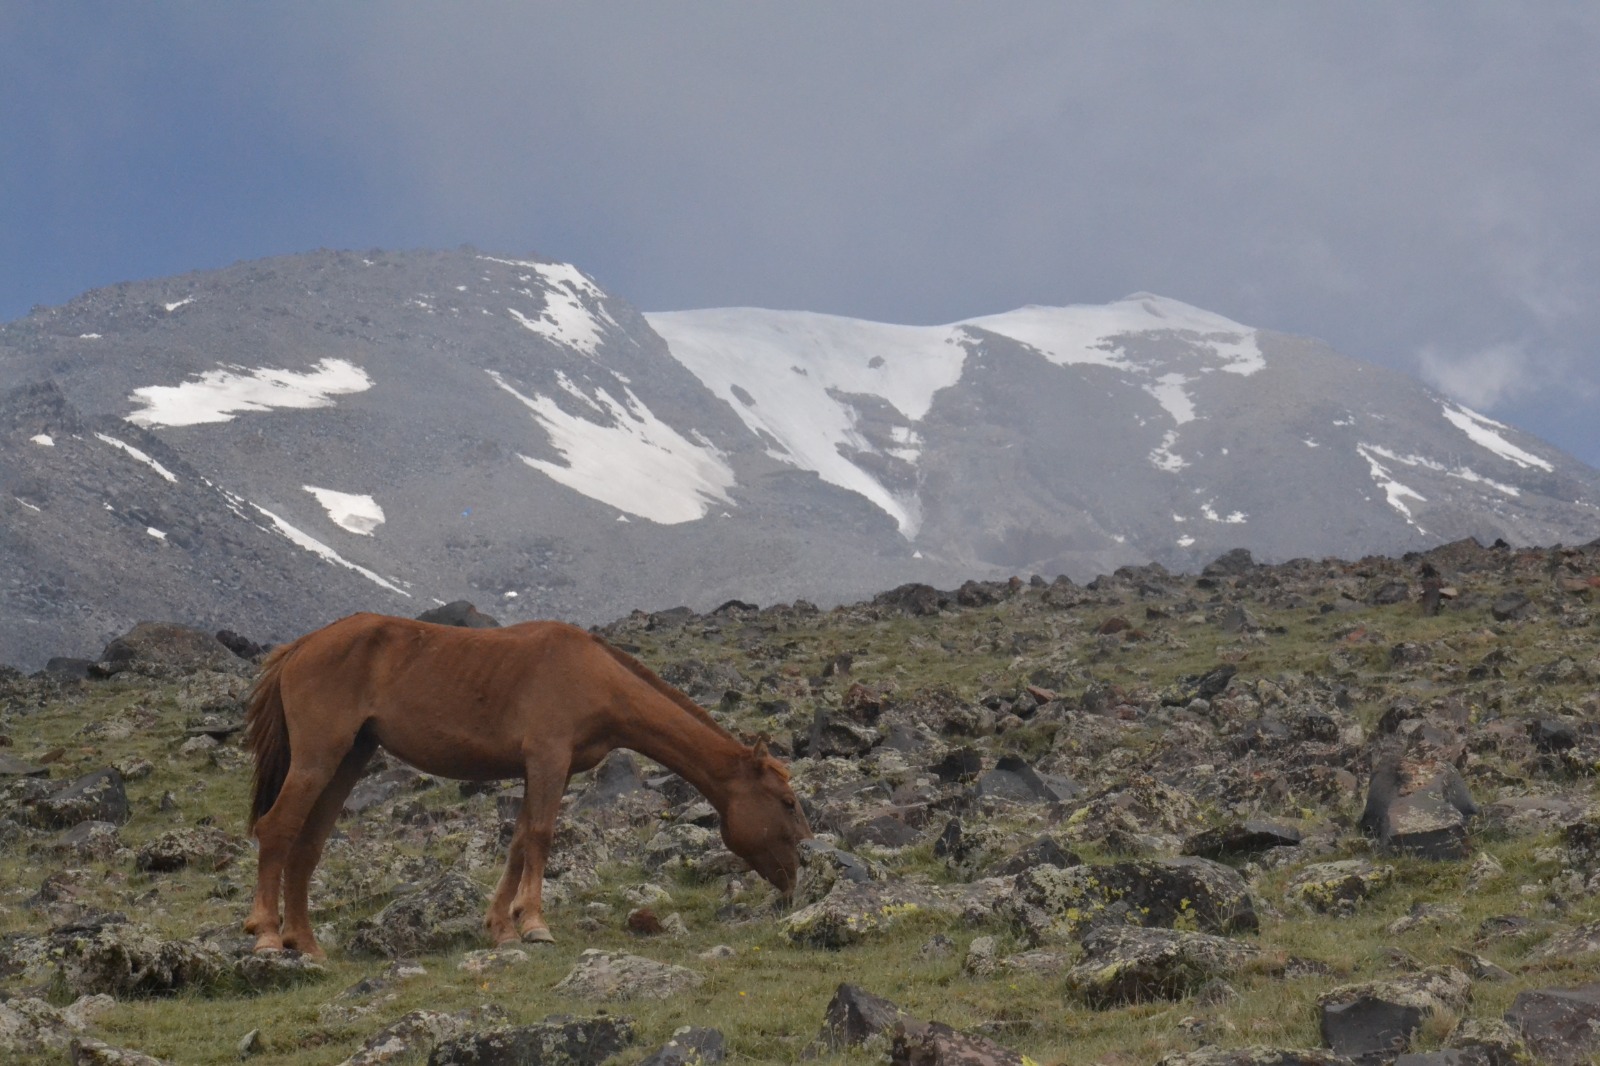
[720,739,812,895]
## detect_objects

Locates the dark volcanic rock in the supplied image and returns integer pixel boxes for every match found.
[1318,968,1471,1066]
[810,983,926,1055]
[1505,983,1600,1066]
[1157,1051,1353,1066]
[973,755,1076,804]
[1182,820,1304,860]
[1360,754,1477,859]
[33,769,130,830]
[415,601,501,628]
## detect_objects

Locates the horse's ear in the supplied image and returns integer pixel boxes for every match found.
[751,735,770,760]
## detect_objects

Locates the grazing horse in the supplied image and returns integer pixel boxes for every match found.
[242,613,811,957]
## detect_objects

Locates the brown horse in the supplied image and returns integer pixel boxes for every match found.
[242,613,811,957]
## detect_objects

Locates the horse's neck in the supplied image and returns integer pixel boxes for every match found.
[615,691,745,813]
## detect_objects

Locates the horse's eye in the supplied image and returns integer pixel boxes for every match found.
[782,796,797,810]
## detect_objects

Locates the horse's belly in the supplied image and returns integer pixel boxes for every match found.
[371,723,525,782]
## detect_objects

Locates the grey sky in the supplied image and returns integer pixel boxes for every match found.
[4,3,1597,465]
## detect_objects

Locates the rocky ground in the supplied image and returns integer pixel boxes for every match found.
[3,537,1600,1065]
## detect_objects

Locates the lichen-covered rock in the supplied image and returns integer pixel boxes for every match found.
[1007,857,1257,942]
[1059,773,1205,851]
[344,873,486,959]
[233,949,327,992]
[636,1026,725,1066]
[1285,860,1394,915]
[1156,1049,1353,1065]
[338,1006,508,1066]
[1064,926,1265,1008]
[429,1015,634,1066]
[69,1038,173,1065]
[1442,1017,1527,1065]
[783,881,948,949]
[94,622,245,678]
[53,924,233,997]
[133,826,241,873]
[0,994,113,1055]
[552,950,703,1001]
[1318,967,1471,1064]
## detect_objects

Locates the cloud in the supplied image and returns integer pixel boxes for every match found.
[1415,343,1538,410]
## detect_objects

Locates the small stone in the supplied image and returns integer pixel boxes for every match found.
[237,1029,263,1059]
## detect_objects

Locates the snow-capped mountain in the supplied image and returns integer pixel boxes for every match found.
[2,248,1596,669]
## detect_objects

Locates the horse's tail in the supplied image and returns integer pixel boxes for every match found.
[244,637,301,835]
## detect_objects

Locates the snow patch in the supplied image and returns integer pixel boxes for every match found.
[146,527,167,541]
[163,297,194,313]
[304,486,386,535]
[251,503,409,596]
[1144,374,1196,424]
[14,497,40,512]
[29,434,53,447]
[1360,443,1522,497]
[126,358,372,427]
[483,256,617,356]
[488,370,736,525]
[1357,444,1428,530]
[649,294,1260,535]
[1150,430,1188,472]
[79,333,101,340]
[1177,534,1196,548]
[95,433,178,482]
[1441,404,1553,471]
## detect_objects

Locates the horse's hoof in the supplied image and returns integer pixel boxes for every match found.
[252,935,284,953]
[520,926,556,944]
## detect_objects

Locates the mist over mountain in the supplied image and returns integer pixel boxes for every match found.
[2,248,1596,670]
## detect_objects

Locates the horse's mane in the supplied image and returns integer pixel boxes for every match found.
[591,634,789,781]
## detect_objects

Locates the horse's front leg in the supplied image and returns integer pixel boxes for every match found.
[506,760,568,944]
[486,827,526,946]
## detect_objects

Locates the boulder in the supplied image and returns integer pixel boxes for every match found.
[810,984,925,1055]
[973,756,1076,804]
[1156,1050,1353,1066]
[1285,860,1394,915]
[1182,820,1303,860]
[415,601,500,628]
[338,1006,508,1066]
[551,950,703,1001]
[1505,983,1600,1066]
[94,622,245,677]
[1318,967,1471,1065]
[1064,926,1265,1008]
[33,769,130,830]
[344,873,487,959]
[783,881,949,949]
[133,826,240,873]
[0,994,114,1055]
[69,1039,172,1065]
[428,1016,632,1066]
[53,925,233,998]
[889,1021,1026,1066]
[1008,857,1257,943]
[1359,755,1477,860]
[637,1027,725,1066]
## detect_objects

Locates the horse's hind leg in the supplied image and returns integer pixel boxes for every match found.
[245,732,360,952]
[279,733,377,957]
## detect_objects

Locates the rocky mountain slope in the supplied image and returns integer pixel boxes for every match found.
[2,539,1600,1064]
[3,248,1597,671]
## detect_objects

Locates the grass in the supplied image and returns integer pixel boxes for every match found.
[3,559,1599,1063]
